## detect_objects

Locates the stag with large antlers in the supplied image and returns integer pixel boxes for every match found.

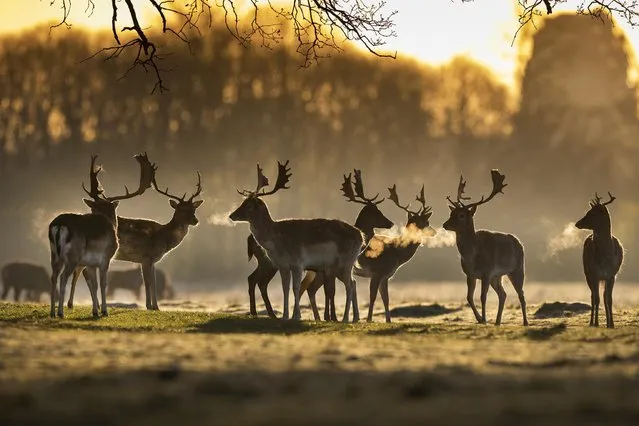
[49,154,153,318]
[246,169,393,321]
[245,169,393,320]
[443,170,528,326]
[67,163,203,311]
[575,192,623,328]
[230,161,365,322]
[351,183,433,323]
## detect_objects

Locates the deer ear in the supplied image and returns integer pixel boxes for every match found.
[112,201,119,208]
[448,205,455,212]
[192,200,204,208]
[468,205,477,215]
[425,212,432,221]
[83,198,97,209]
[169,200,179,209]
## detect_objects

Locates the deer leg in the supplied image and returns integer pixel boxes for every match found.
[248,268,259,317]
[50,261,62,318]
[291,267,303,321]
[1,284,9,300]
[508,268,528,326]
[57,264,75,318]
[258,267,277,319]
[14,287,21,302]
[490,276,507,326]
[306,275,322,322]
[466,276,482,323]
[141,262,159,311]
[279,268,291,320]
[367,275,382,322]
[586,276,599,327]
[379,278,391,323]
[67,267,83,309]
[342,275,353,323]
[83,267,100,318]
[604,277,615,329]
[480,277,490,325]
[351,278,360,323]
[98,265,109,317]
[323,277,336,322]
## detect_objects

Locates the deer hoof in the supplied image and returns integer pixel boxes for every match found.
[101,311,108,317]
[67,303,73,309]
[57,311,64,319]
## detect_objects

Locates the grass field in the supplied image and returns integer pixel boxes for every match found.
[1,290,639,426]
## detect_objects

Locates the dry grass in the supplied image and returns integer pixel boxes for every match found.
[1,300,639,425]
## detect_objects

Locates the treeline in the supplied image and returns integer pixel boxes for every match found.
[1,14,638,286]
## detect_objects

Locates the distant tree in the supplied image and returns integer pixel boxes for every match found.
[45,0,398,92]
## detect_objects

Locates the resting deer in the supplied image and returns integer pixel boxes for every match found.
[106,267,174,301]
[575,192,623,328]
[352,184,433,323]
[67,166,203,311]
[443,170,528,326]
[1,261,58,302]
[229,161,364,322]
[246,170,393,321]
[49,154,153,318]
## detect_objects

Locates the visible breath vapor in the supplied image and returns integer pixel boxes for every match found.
[30,208,61,245]
[544,222,589,260]
[364,224,452,259]
[208,208,237,227]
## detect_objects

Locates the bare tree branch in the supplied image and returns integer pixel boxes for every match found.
[44,0,397,93]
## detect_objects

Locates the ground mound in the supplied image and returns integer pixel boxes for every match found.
[385,303,460,318]
[533,302,590,319]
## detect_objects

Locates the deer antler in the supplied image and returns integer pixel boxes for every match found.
[154,170,202,204]
[257,161,292,197]
[341,172,365,205]
[352,169,383,205]
[188,172,203,202]
[591,191,616,207]
[449,170,507,210]
[447,175,471,208]
[102,152,157,202]
[82,155,104,200]
[415,184,431,215]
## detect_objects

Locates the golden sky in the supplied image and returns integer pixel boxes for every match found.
[0,0,638,88]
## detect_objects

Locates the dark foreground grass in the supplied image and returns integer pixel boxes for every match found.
[1,302,639,425]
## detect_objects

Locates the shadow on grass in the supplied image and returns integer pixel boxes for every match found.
[524,322,568,341]
[189,316,351,335]
[2,366,639,426]
[383,304,462,319]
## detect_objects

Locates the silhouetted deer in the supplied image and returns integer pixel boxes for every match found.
[247,170,393,321]
[443,170,528,326]
[300,170,395,321]
[575,192,623,328]
[106,267,174,301]
[49,154,153,318]
[67,164,202,311]
[354,184,433,323]
[230,161,364,322]
[1,261,58,302]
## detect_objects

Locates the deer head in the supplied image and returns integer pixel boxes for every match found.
[229,161,292,223]
[388,183,432,230]
[342,170,393,234]
[83,153,157,223]
[443,169,507,233]
[153,171,204,226]
[575,192,616,232]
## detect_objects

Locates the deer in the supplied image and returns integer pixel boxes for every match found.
[48,154,153,318]
[229,161,365,322]
[1,261,58,303]
[349,184,433,323]
[66,166,203,311]
[575,192,623,329]
[442,170,528,326]
[246,170,393,321]
[106,267,174,301]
